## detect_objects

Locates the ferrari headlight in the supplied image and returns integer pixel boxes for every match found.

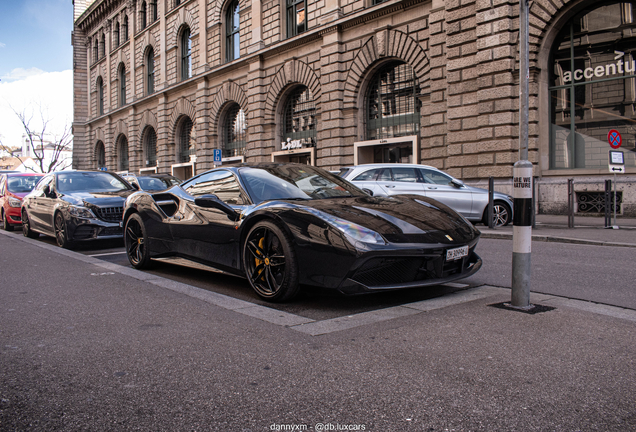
[68,205,94,218]
[307,208,385,244]
[8,197,22,208]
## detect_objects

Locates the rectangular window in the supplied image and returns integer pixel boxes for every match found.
[287,0,307,38]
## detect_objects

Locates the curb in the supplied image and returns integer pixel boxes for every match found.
[479,231,636,248]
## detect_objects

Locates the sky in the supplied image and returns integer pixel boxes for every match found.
[0,0,74,149]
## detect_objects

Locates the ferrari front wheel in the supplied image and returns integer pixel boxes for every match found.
[243,221,299,302]
[124,213,153,269]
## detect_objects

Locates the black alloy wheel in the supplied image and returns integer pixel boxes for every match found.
[2,210,14,231]
[492,201,512,227]
[243,221,299,302]
[124,213,153,269]
[55,212,74,249]
[21,210,39,239]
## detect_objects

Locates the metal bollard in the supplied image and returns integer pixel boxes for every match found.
[567,179,574,228]
[488,177,494,229]
[604,179,612,228]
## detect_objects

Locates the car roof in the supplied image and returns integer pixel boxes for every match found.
[343,163,440,170]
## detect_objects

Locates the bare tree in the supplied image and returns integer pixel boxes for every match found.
[0,106,73,173]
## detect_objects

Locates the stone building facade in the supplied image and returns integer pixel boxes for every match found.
[72,0,636,216]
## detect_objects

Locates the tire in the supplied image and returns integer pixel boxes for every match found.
[54,212,74,249]
[124,213,153,269]
[2,210,14,231]
[243,220,299,302]
[21,210,39,239]
[483,201,512,227]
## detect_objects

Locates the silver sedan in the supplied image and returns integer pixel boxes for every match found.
[339,163,513,227]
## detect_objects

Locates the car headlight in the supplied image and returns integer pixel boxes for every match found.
[8,197,22,208]
[306,208,385,244]
[68,205,95,218]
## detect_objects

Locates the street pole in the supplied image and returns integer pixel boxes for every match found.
[511,0,533,309]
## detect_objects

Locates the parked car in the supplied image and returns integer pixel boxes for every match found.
[21,170,135,248]
[122,163,482,302]
[0,173,44,231]
[338,164,513,227]
[122,173,182,191]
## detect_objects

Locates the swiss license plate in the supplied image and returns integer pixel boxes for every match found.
[446,245,469,261]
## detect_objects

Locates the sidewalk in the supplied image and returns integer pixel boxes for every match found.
[479,213,636,247]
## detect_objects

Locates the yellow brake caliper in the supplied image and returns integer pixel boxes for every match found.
[255,237,265,274]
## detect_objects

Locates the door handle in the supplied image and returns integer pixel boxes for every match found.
[427,187,438,190]
[384,185,395,188]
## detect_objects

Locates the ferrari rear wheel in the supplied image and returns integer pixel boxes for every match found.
[55,212,74,249]
[124,213,153,269]
[2,210,14,231]
[243,221,299,302]
[21,210,39,239]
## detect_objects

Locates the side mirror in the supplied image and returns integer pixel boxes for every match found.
[194,194,240,221]
[131,183,140,191]
[451,179,464,188]
[43,184,56,198]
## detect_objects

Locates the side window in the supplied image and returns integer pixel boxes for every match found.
[378,169,392,181]
[0,176,5,195]
[420,169,453,185]
[184,170,245,204]
[35,175,54,194]
[352,169,380,181]
[392,168,418,182]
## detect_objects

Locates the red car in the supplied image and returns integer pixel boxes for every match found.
[0,173,44,231]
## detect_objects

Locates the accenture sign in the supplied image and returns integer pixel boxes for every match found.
[561,51,635,83]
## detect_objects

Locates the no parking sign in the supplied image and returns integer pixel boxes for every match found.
[608,130,622,149]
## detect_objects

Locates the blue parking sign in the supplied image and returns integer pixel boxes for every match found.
[213,149,222,165]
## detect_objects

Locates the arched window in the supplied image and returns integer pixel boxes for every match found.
[226,0,240,62]
[151,0,158,22]
[97,76,104,116]
[283,86,316,146]
[143,126,158,167]
[119,64,126,107]
[123,14,129,41]
[366,61,420,140]
[101,33,106,58]
[287,0,307,38]
[549,1,636,169]
[180,27,192,81]
[117,135,129,171]
[178,117,194,162]
[146,47,155,95]
[93,38,99,62]
[114,22,120,47]
[95,141,106,169]
[140,1,147,30]
[223,104,247,157]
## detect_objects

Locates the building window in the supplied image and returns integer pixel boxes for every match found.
[151,0,158,22]
[119,64,126,107]
[223,104,247,157]
[140,1,147,30]
[101,33,106,58]
[287,0,307,38]
[114,22,120,48]
[175,0,181,6]
[96,141,106,169]
[123,14,129,41]
[97,76,104,116]
[143,126,158,167]
[178,117,194,162]
[226,0,240,62]
[549,1,636,169]
[366,61,420,140]
[118,135,129,171]
[180,27,192,81]
[93,38,99,62]
[146,48,155,95]
[283,86,316,146]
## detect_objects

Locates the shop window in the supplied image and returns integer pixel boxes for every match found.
[283,86,316,146]
[366,61,420,140]
[178,117,194,163]
[223,104,246,157]
[143,126,157,167]
[226,0,240,62]
[287,0,307,38]
[118,135,129,171]
[549,1,636,169]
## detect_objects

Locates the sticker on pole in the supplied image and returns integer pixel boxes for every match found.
[608,130,622,149]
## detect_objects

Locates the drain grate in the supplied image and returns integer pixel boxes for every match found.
[489,302,556,314]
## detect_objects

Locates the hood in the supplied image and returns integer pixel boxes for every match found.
[8,191,30,199]
[280,195,480,244]
[60,190,133,207]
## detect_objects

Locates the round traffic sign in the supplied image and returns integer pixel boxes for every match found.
[608,129,622,149]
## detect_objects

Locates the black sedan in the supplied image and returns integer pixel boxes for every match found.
[123,163,482,302]
[21,171,135,248]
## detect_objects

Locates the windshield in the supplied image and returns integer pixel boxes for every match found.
[239,165,366,203]
[7,175,43,193]
[57,172,131,193]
